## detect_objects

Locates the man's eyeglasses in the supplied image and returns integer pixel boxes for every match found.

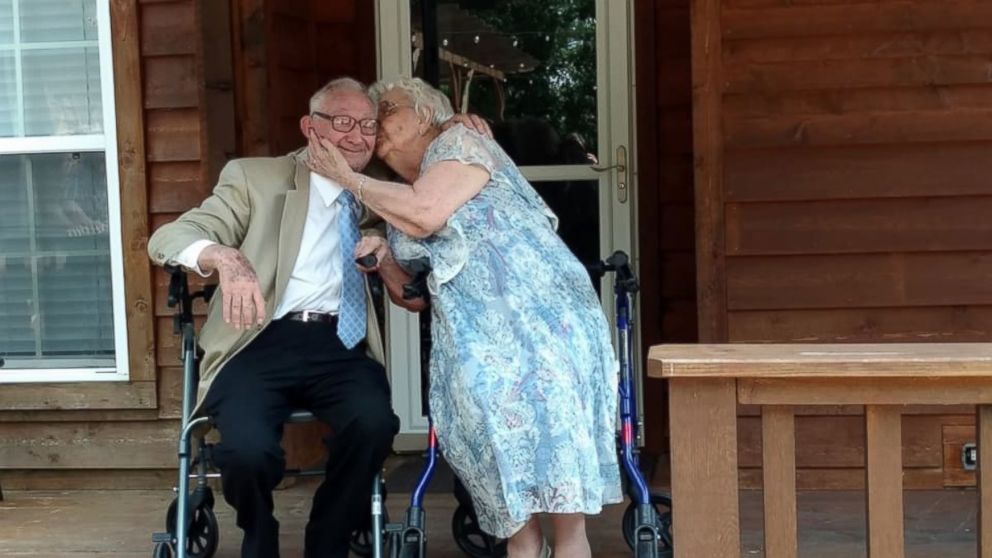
[310,111,378,136]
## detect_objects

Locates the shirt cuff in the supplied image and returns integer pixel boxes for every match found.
[173,239,217,277]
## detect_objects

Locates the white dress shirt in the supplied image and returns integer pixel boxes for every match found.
[173,172,348,319]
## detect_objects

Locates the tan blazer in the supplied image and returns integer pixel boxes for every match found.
[148,150,385,415]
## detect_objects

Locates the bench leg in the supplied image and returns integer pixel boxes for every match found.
[669,378,740,558]
[865,405,904,558]
[979,405,992,557]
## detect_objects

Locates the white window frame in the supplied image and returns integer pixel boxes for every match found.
[0,0,129,383]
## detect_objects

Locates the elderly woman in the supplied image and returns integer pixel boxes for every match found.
[307,77,621,558]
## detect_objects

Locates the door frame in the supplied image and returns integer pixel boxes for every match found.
[375,0,641,448]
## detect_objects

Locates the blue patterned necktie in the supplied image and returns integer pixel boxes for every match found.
[336,190,366,348]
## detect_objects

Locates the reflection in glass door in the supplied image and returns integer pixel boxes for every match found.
[411,1,600,159]
[377,0,635,441]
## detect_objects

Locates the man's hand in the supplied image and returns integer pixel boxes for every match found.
[355,236,389,273]
[199,245,266,329]
[444,113,494,139]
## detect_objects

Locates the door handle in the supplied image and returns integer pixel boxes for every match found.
[591,146,628,203]
[591,162,625,173]
[615,145,627,203]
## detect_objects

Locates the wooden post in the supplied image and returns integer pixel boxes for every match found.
[669,378,740,558]
[978,405,992,557]
[762,406,797,558]
[691,0,727,342]
[865,405,905,558]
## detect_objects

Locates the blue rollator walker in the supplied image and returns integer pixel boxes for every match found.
[590,251,674,558]
[150,266,383,558]
[363,251,673,558]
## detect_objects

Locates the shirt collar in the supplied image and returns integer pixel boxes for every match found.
[309,172,344,208]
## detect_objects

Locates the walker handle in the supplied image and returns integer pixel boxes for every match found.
[355,255,384,298]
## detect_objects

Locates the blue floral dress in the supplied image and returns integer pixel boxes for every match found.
[388,125,622,538]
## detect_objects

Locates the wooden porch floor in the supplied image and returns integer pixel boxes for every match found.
[0,481,980,557]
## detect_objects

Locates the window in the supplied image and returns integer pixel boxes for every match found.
[0,0,128,382]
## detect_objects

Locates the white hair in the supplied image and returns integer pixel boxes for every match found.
[369,77,454,127]
[308,77,371,113]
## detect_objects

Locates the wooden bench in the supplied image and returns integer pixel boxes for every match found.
[648,343,992,558]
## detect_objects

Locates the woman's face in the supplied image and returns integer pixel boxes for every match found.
[375,89,425,162]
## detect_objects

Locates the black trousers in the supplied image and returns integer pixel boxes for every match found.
[202,319,399,558]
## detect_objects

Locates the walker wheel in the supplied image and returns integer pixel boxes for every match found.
[451,504,507,557]
[350,481,390,557]
[349,528,375,557]
[398,540,424,558]
[152,541,174,558]
[166,497,220,558]
[622,490,673,556]
[349,506,390,557]
[636,537,662,558]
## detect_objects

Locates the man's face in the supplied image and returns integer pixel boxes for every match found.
[301,89,377,171]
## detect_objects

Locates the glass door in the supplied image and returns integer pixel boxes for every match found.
[376,0,636,441]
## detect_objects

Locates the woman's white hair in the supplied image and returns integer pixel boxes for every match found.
[369,77,454,127]
[309,77,369,113]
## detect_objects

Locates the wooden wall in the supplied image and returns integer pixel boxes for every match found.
[691,0,992,488]
[234,0,376,157]
[0,0,375,489]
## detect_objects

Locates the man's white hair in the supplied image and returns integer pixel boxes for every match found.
[369,77,454,127]
[309,77,371,113]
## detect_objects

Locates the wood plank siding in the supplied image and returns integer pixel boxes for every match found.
[1,0,375,489]
[691,0,992,487]
[235,0,376,156]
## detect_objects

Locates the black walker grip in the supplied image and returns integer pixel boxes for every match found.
[356,254,378,268]
[356,254,384,298]
[585,251,639,293]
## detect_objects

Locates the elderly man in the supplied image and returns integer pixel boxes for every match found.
[148,77,486,558]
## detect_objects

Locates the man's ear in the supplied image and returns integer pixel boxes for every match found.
[299,115,313,139]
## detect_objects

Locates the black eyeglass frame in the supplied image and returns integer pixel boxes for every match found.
[310,111,379,136]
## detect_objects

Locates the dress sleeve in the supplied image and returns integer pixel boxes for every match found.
[420,125,499,177]
[387,219,471,296]
[381,126,498,292]
[426,126,559,232]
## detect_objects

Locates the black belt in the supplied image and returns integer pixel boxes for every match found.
[282,310,338,324]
